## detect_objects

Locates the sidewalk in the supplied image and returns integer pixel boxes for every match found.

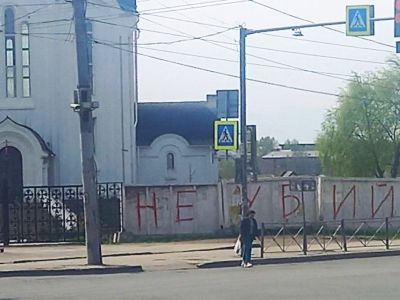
[1,238,400,277]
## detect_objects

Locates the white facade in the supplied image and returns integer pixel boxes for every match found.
[0,0,138,186]
[135,100,219,186]
[137,134,218,185]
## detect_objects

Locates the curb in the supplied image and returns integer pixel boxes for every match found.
[197,250,400,269]
[0,265,143,278]
[1,246,233,265]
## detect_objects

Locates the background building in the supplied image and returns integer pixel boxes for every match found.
[136,99,218,185]
[259,143,322,177]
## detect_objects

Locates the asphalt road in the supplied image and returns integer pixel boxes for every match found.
[1,256,400,300]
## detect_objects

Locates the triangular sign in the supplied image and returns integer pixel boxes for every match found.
[218,126,233,144]
[350,10,366,28]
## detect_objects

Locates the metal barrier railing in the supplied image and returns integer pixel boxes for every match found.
[260,217,400,257]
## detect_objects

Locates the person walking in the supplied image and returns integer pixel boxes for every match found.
[239,210,259,268]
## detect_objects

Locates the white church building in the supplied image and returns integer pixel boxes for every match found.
[0,0,138,188]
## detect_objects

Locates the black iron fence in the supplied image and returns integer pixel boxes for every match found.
[260,217,400,257]
[0,182,122,244]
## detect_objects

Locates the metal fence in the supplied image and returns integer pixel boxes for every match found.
[260,217,400,257]
[1,182,122,244]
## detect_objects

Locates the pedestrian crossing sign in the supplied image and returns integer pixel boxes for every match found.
[214,120,238,151]
[346,5,374,36]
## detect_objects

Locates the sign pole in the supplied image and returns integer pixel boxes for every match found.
[239,27,248,218]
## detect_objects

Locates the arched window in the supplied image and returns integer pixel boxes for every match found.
[5,8,16,98]
[167,153,175,170]
[21,23,31,97]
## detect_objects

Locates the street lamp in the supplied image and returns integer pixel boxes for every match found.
[238,17,392,218]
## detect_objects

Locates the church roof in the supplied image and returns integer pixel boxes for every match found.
[137,101,216,146]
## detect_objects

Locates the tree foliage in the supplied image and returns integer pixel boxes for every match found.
[317,60,400,178]
[219,159,235,179]
[257,136,278,157]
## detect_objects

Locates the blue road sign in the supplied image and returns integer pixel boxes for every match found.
[216,90,239,119]
[346,5,374,36]
[214,120,238,151]
[395,0,400,37]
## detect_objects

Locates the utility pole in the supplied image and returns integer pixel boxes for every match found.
[72,0,102,265]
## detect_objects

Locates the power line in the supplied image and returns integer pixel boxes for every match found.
[137,18,375,81]
[138,52,340,96]
[0,3,60,28]
[140,0,248,15]
[19,29,389,98]
[0,2,68,8]
[137,27,386,65]
[143,13,231,29]
[138,25,237,45]
[262,33,393,54]
[99,11,393,54]
[140,0,235,12]
[138,45,353,79]
[138,17,392,54]
[94,38,340,97]
[87,0,247,15]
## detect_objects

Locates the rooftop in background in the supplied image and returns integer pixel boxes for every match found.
[137,100,216,146]
[262,144,318,159]
[279,143,316,151]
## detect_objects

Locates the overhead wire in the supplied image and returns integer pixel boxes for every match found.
[138,17,385,81]
[138,45,353,79]
[94,38,341,97]
[137,13,393,53]
[0,2,63,28]
[140,0,249,15]
[137,28,386,65]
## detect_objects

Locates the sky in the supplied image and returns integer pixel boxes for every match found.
[136,0,396,143]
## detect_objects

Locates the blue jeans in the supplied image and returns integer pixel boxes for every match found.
[242,237,253,263]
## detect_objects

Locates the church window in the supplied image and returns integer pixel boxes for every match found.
[167,153,175,170]
[5,8,16,98]
[21,23,31,97]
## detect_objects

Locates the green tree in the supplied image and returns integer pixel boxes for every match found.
[219,159,235,179]
[317,60,400,178]
[284,138,299,145]
[257,136,278,157]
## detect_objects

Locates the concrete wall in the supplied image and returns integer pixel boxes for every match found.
[124,185,220,235]
[123,177,400,235]
[221,178,318,227]
[319,177,400,221]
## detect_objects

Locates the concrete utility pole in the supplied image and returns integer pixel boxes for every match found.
[72,0,102,265]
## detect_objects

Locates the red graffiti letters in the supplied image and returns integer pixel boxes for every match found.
[233,185,261,208]
[333,185,356,220]
[281,184,301,219]
[371,184,394,218]
[136,192,158,229]
[176,190,195,222]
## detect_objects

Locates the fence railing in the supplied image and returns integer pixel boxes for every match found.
[260,217,400,257]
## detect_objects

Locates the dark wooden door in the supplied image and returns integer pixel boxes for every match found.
[0,146,23,245]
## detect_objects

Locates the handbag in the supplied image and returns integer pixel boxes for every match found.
[233,237,241,256]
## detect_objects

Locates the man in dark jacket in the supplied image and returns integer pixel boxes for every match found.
[239,210,259,268]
